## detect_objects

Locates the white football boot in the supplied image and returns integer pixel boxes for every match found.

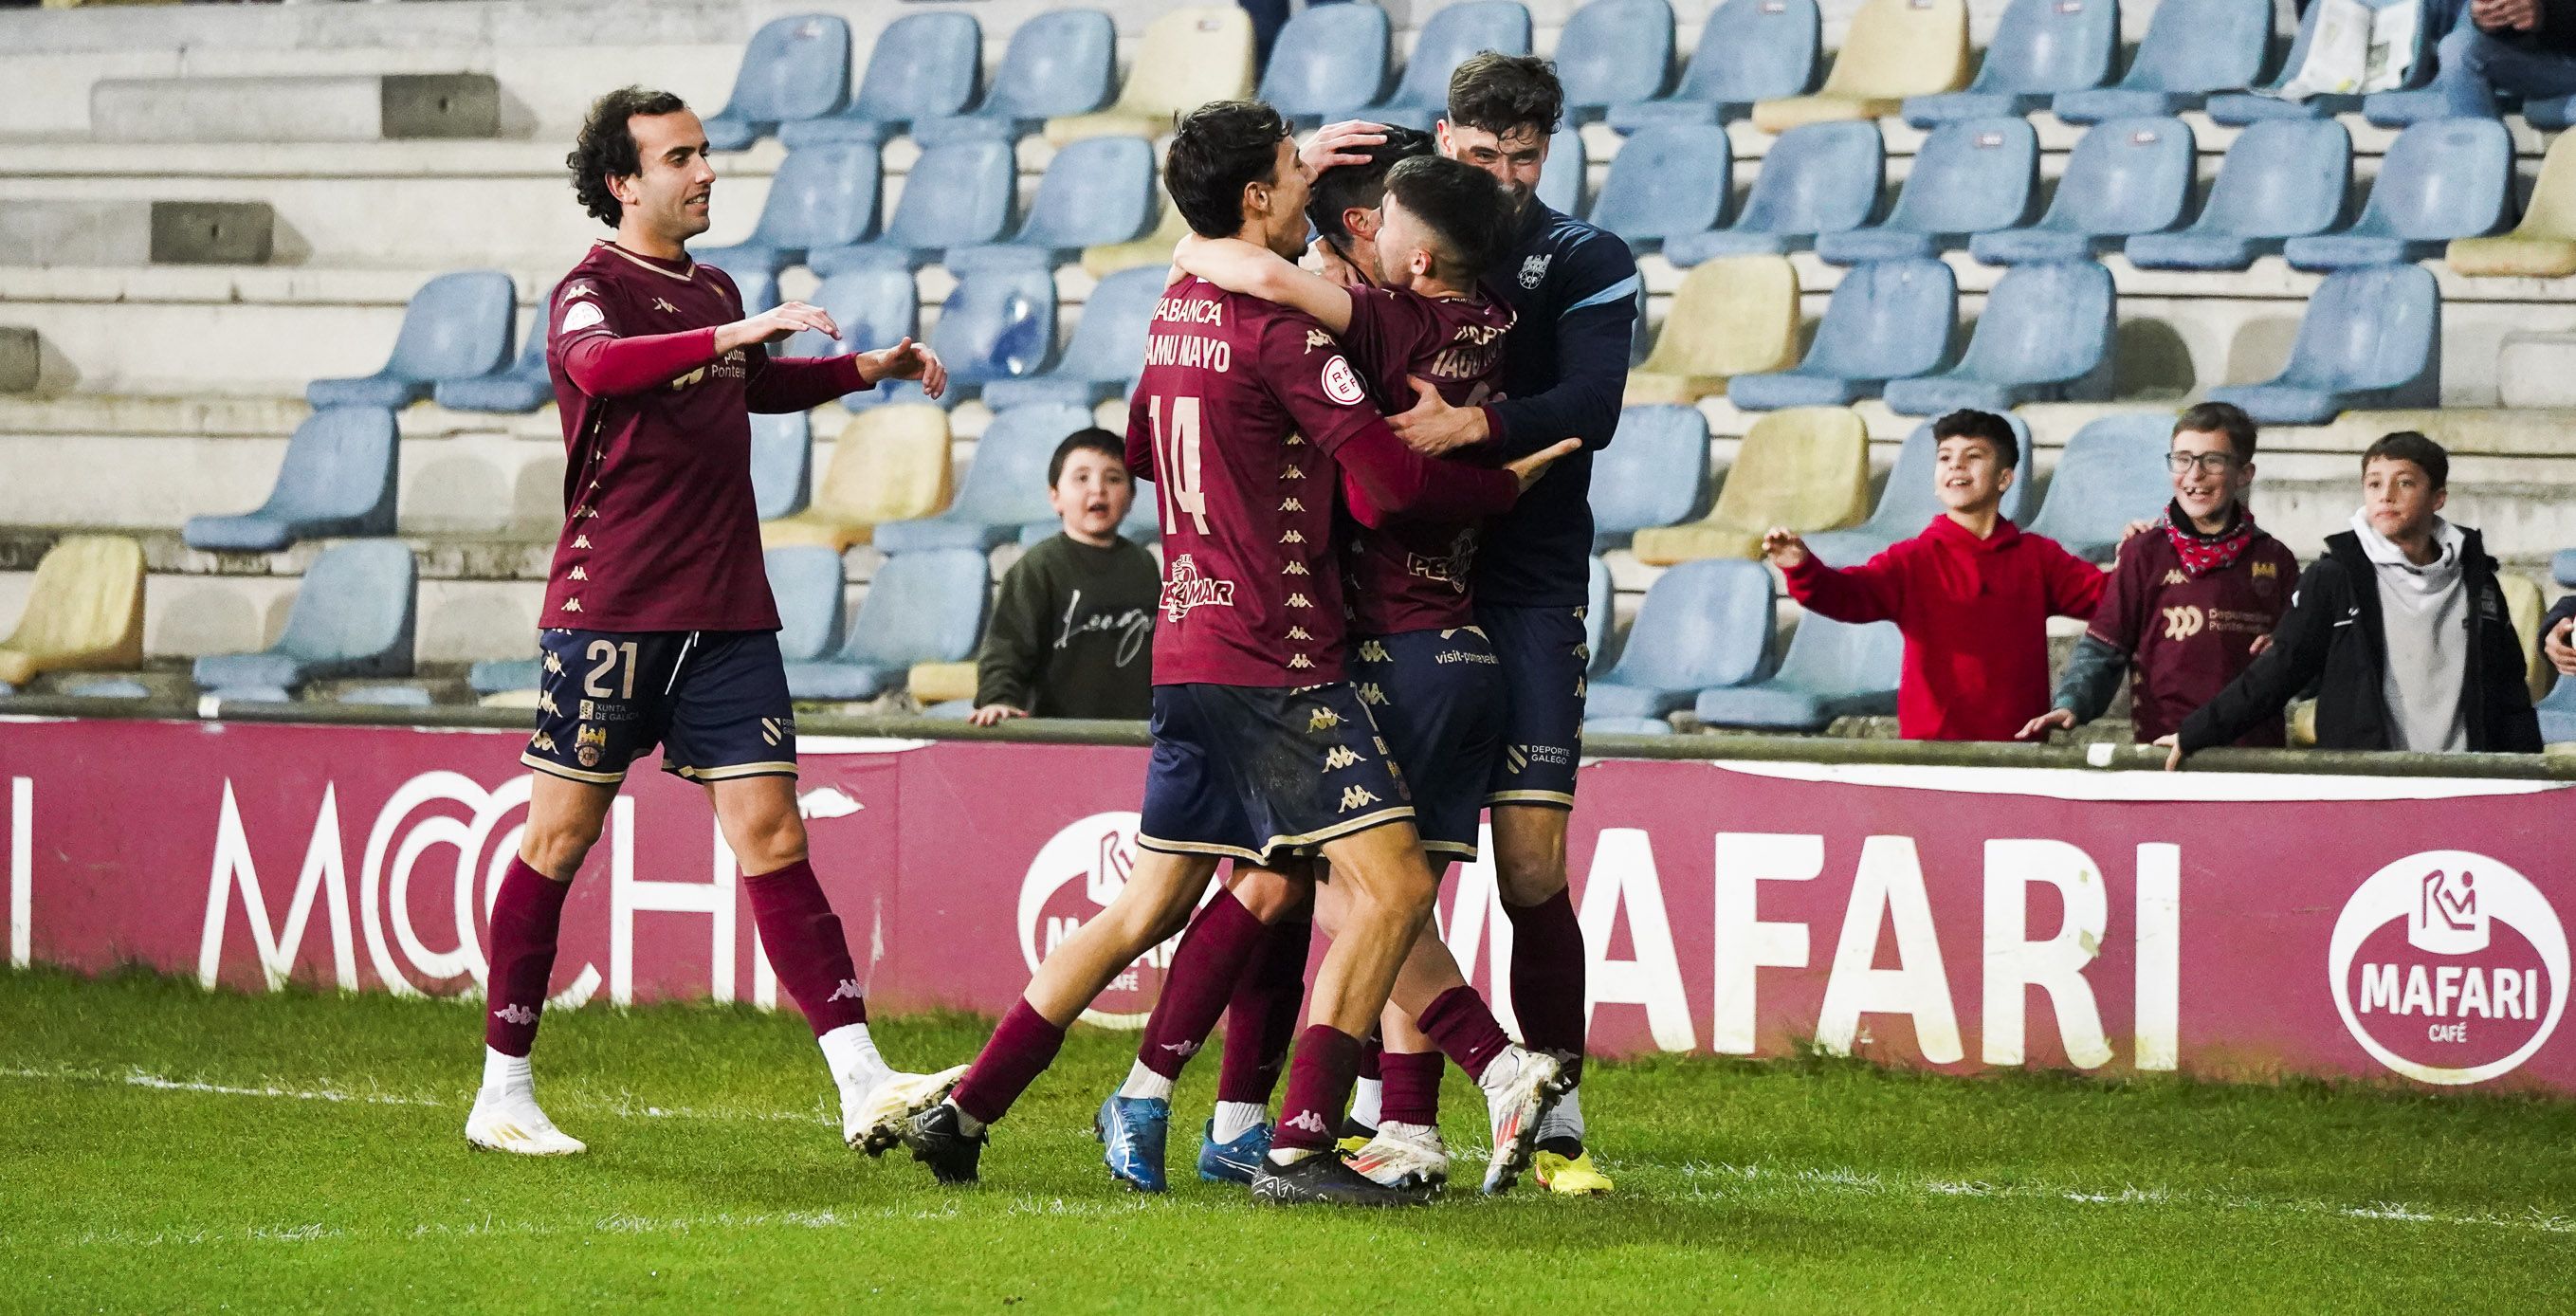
[1344,1121,1451,1192]
[845,1064,971,1155]
[1476,1046,1564,1195]
[465,1085,585,1156]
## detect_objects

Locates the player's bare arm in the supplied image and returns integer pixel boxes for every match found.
[1506,438,1582,492]
[1172,233,1354,333]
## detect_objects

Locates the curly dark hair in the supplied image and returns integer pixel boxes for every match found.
[1446,52,1563,139]
[568,85,689,227]
[1166,100,1291,239]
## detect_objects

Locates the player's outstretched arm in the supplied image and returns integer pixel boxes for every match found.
[1173,235,1354,333]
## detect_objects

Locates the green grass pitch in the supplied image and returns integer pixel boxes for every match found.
[3,967,2571,1313]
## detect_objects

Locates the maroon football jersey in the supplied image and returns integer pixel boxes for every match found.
[1334,283,1516,635]
[2089,526,2302,744]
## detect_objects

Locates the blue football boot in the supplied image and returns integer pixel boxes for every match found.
[1197,1117,1271,1186]
[1095,1094,1170,1193]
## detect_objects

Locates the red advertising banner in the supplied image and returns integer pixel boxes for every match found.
[1,716,2567,1094]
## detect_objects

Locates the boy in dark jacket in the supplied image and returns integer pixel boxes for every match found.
[2165,432,2542,765]
[968,429,1159,724]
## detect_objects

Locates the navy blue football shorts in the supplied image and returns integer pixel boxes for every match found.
[1135,681,1416,867]
[521,628,797,786]
[1475,601,1587,809]
[1349,627,1506,860]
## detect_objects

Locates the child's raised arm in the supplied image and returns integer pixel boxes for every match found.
[1172,233,1355,334]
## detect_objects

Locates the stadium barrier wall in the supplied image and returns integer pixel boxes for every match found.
[0,704,2567,1097]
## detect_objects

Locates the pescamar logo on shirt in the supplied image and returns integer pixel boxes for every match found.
[1159,554,1237,623]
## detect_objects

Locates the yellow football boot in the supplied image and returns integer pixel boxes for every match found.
[1533,1148,1614,1196]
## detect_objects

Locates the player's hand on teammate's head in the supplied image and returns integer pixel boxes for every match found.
[1760,528,1808,570]
[2017,707,2077,741]
[1504,438,1583,492]
[1302,120,1389,174]
[860,337,947,399]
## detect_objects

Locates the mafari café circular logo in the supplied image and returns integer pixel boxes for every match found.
[2329,850,2566,1086]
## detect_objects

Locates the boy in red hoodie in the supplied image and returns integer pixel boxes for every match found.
[1763,409,2107,741]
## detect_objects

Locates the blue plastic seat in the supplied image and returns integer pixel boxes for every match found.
[468,658,540,695]
[765,545,849,663]
[1558,0,1676,120]
[1802,414,2037,566]
[1367,1,1533,130]
[2206,0,2432,125]
[2557,548,2576,588]
[807,138,1014,273]
[1586,124,1730,250]
[1816,119,2036,264]
[2125,119,2349,271]
[1882,261,2114,415]
[865,267,1056,409]
[703,14,853,152]
[2540,675,2576,745]
[434,283,554,413]
[1729,259,1956,410]
[695,145,881,306]
[1664,121,1881,264]
[1903,0,2118,125]
[1971,117,2194,265]
[776,11,980,147]
[1583,716,1676,736]
[949,137,1157,271]
[2020,412,2174,562]
[308,270,516,409]
[1587,555,1617,674]
[982,266,1163,410]
[192,540,417,693]
[1589,405,1711,550]
[186,407,400,553]
[914,9,1116,145]
[1586,558,1776,718]
[2207,265,2440,425]
[784,548,992,701]
[1694,615,1901,729]
[2286,119,2513,270]
[1608,0,1818,132]
[2051,0,2270,122]
[1536,128,1587,216]
[1259,3,1390,123]
[751,411,813,521]
[786,266,920,406]
[873,404,1093,553]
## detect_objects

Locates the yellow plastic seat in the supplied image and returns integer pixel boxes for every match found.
[760,406,955,552]
[1626,257,1801,405]
[1045,7,1255,145]
[1630,407,1871,564]
[2499,571,2553,704]
[1082,198,1191,280]
[1751,0,1969,134]
[906,660,979,705]
[0,535,145,688]
[2449,132,2576,277]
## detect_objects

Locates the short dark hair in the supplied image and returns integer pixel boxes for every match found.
[1931,409,2020,470]
[1308,124,1433,242]
[568,85,690,227]
[1446,52,1564,138]
[2172,401,2258,463]
[2363,430,2448,489]
[1381,155,1515,284]
[1166,100,1292,239]
[1048,428,1125,487]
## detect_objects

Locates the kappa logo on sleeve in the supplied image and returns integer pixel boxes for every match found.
[1321,356,1366,406]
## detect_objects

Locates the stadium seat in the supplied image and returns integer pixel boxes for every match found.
[908,661,980,707]
[2540,675,2576,746]
[787,266,919,406]
[1587,554,1617,674]
[872,403,1093,554]
[1589,405,1713,551]
[2206,265,2440,424]
[2019,411,2173,562]
[2125,119,2349,272]
[783,547,992,702]
[2525,95,2576,132]
[1257,3,1391,124]
[1815,118,2037,265]
[912,9,1116,145]
[1607,0,1818,131]
[702,14,852,152]
[1045,6,1255,144]
[2557,548,2576,588]
[1727,258,1955,410]
[192,540,417,695]
[806,138,1014,273]
[1694,614,1902,730]
[468,658,540,697]
[1970,117,2194,265]
[872,267,1056,408]
[1367,1,1534,129]
[1630,406,1870,564]
[1586,124,1730,251]
[1626,255,1800,404]
[2205,0,2431,126]
[185,407,399,553]
[2051,0,2271,122]
[752,411,813,522]
[1750,0,1968,134]
[2448,130,2576,278]
[954,137,1157,273]
[1803,413,2037,566]
[0,536,144,691]
[1881,260,2115,415]
[1557,0,1676,121]
[307,270,515,409]
[1901,0,2117,124]
[765,545,849,664]
[1583,716,1676,736]
[761,403,954,551]
[694,144,880,304]
[1082,199,1193,280]
[775,11,980,146]
[1663,121,1881,264]
[2497,571,2552,704]
[982,265,1164,410]
[1536,128,1588,217]
[2286,119,2512,270]
[1586,559,1776,718]
[434,283,554,413]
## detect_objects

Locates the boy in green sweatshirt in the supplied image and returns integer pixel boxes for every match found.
[970,428,1160,723]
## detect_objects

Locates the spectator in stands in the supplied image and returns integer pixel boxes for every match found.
[1764,409,2107,741]
[2021,403,2300,746]
[2164,432,2542,765]
[2425,0,2576,115]
[968,429,1158,725]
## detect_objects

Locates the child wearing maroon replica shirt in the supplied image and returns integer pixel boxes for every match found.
[467,87,960,1160]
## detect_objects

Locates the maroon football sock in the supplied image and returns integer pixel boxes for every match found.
[1356,1033,1382,1083]
[1416,984,1512,1083]
[743,859,868,1036]
[1506,888,1588,1084]
[1378,1050,1444,1126]
[483,857,570,1058]
[950,998,1067,1125]
[1136,889,1265,1080]
[1271,1025,1363,1155]
[1215,917,1311,1106]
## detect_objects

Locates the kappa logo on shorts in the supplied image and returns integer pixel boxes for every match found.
[531,733,557,753]
[544,651,564,674]
[1337,785,1382,813]
[1358,682,1387,705]
[1307,706,1343,732]
[1159,554,1238,623]
[539,694,561,716]
[1358,640,1391,663]
[1322,744,1366,772]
